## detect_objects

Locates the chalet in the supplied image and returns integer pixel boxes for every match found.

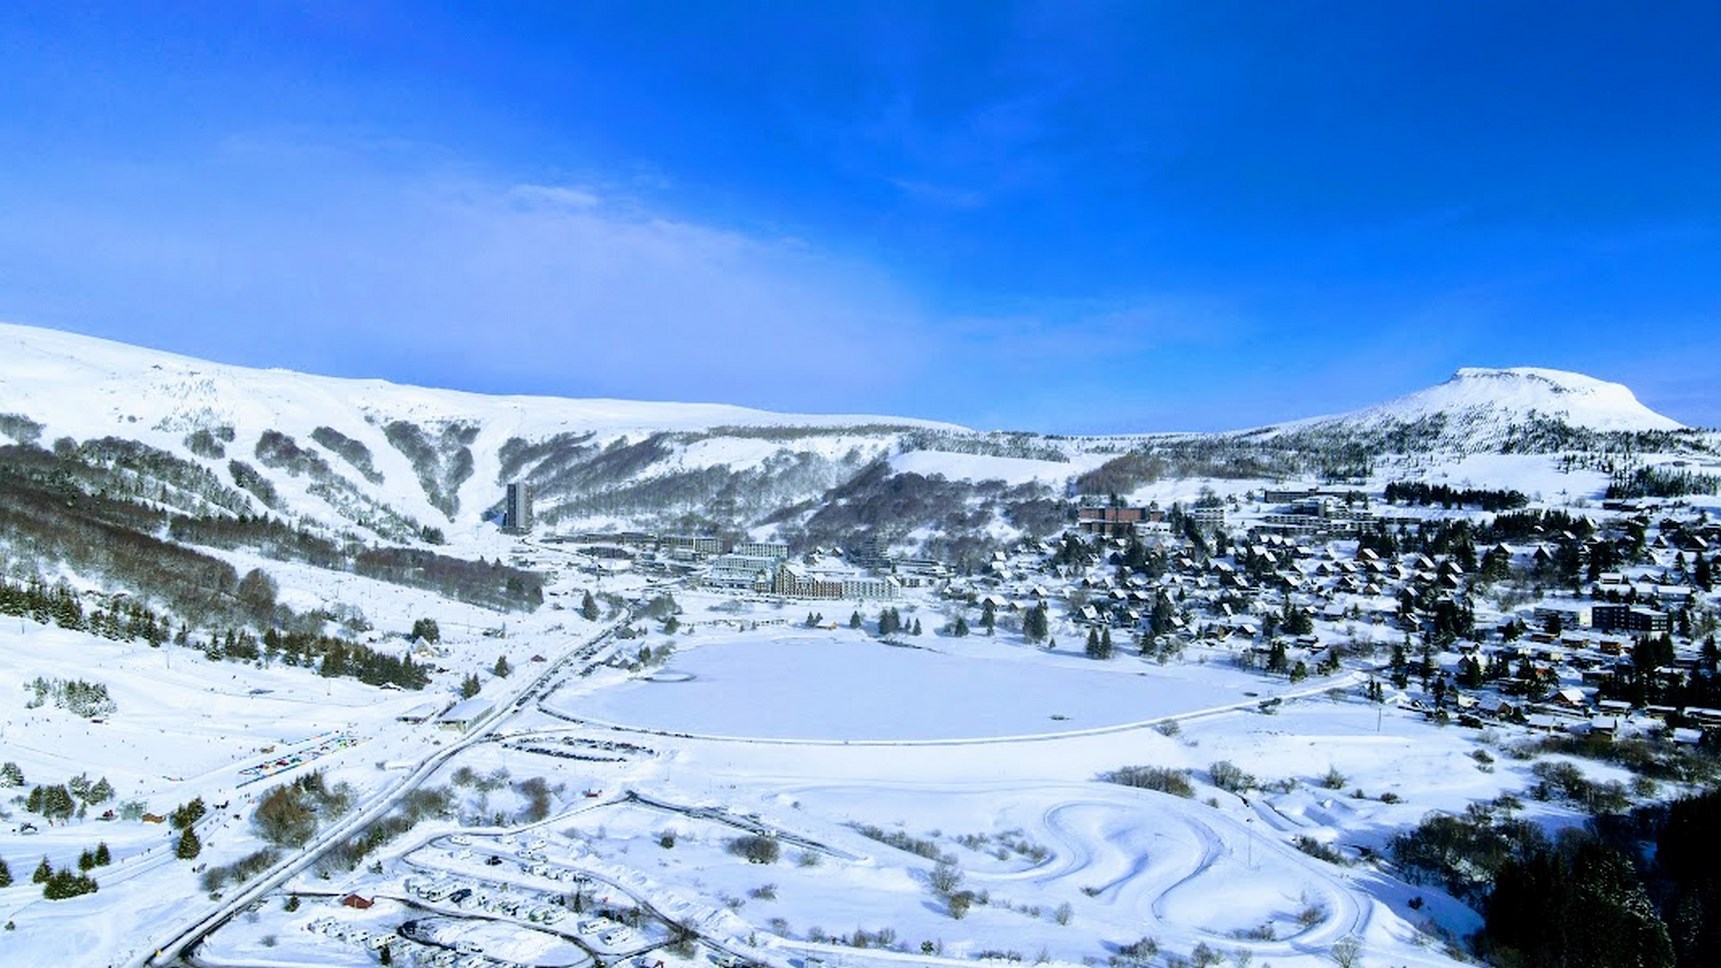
[1478,696,1519,720]
[1525,713,1564,733]
[1656,585,1693,605]
[1685,707,1721,729]
[342,894,375,910]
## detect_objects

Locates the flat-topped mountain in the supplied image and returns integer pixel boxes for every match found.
[1319,366,1683,434]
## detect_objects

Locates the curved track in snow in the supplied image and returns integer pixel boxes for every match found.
[772,779,1453,966]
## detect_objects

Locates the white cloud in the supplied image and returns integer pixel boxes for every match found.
[0,137,935,414]
[506,183,602,210]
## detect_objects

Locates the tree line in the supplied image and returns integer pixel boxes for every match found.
[0,574,428,691]
[1384,480,1529,511]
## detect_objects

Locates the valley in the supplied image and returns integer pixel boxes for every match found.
[0,324,1717,968]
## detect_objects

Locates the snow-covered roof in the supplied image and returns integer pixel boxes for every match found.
[438,697,494,723]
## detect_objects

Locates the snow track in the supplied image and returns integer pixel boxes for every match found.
[769,779,1446,965]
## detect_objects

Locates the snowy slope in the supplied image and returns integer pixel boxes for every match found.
[0,322,962,439]
[0,322,1704,547]
[0,322,964,534]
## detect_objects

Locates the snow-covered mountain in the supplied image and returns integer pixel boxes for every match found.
[1229,366,1692,463]
[0,322,1706,566]
[1318,366,1683,434]
[0,322,977,542]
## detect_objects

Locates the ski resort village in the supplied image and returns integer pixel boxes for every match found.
[2,326,1720,968]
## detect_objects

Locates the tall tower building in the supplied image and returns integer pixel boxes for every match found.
[503,481,533,534]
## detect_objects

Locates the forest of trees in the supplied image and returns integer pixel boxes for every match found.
[1607,465,1721,500]
[1384,480,1529,511]
[0,573,429,690]
[1391,787,1721,967]
[309,425,385,484]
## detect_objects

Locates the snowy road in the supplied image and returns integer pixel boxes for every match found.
[135,608,638,968]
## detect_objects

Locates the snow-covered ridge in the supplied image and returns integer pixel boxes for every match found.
[0,321,966,438]
[0,323,1697,532]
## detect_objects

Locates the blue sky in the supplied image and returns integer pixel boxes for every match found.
[1,2,1717,432]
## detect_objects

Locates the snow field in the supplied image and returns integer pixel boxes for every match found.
[546,625,1271,743]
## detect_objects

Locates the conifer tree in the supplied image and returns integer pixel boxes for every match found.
[38,784,75,823]
[1023,603,1049,643]
[581,591,600,621]
[1266,639,1289,674]
[175,826,202,860]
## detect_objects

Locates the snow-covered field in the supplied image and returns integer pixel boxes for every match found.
[1,581,1640,968]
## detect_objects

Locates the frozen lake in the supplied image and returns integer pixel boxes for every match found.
[555,630,1261,741]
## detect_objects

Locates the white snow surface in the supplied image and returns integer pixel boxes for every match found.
[887,450,1102,486]
[554,627,1262,741]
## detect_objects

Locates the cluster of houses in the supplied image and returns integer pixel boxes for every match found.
[955,492,1720,740]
